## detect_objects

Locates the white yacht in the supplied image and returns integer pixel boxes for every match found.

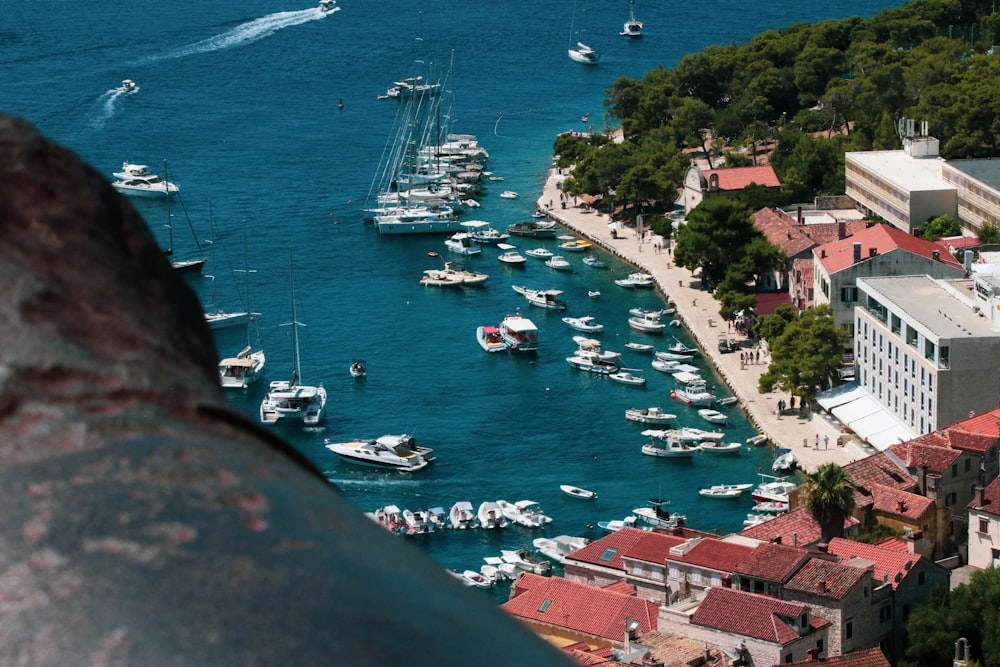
[111,162,179,198]
[219,345,266,389]
[325,434,433,472]
[498,313,539,352]
[568,42,600,64]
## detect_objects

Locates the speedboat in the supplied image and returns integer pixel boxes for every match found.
[523,247,554,259]
[615,272,654,288]
[444,232,481,255]
[476,325,508,353]
[743,514,772,528]
[675,426,725,443]
[628,313,666,334]
[545,255,573,271]
[588,290,601,299]
[449,501,477,529]
[507,221,559,238]
[349,359,366,378]
[772,448,798,472]
[402,508,434,534]
[498,313,539,352]
[218,345,266,389]
[568,42,600,64]
[751,475,798,504]
[111,163,179,198]
[610,371,646,386]
[632,506,686,528]
[597,516,643,532]
[631,307,675,319]
[318,0,338,11]
[560,484,597,500]
[421,261,489,286]
[562,316,604,333]
[558,239,592,252]
[625,407,676,424]
[698,485,745,499]
[500,548,552,575]
[462,220,509,245]
[512,285,567,310]
[567,337,620,375]
[698,440,743,454]
[481,556,518,582]
[496,243,526,265]
[459,570,493,589]
[118,79,138,94]
[533,535,589,563]
[753,500,790,514]
[665,340,698,355]
[325,434,433,472]
[499,190,518,199]
[497,499,552,528]
[655,350,693,361]
[698,408,729,424]
[582,255,606,269]
[477,501,508,529]
[640,430,697,458]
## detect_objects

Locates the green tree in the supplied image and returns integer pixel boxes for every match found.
[980,224,1000,244]
[801,463,856,543]
[673,197,758,288]
[919,214,962,240]
[758,304,846,403]
[753,304,798,343]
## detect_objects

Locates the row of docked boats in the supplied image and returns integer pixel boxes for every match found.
[367,499,553,536]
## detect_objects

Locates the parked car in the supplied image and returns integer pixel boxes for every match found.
[718,338,738,354]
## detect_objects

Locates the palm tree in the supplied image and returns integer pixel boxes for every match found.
[803,463,856,543]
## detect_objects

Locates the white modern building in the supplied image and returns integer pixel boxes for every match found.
[854,275,1000,438]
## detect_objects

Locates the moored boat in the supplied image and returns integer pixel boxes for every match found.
[640,430,697,458]
[545,255,573,271]
[507,220,559,238]
[477,501,509,529]
[524,247,554,259]
[698,485,745,499]
[497,499,552,527]
[512,285,567,310]
[562,315,604,333]
[609,371,646,386]
[498,313,539,352]
[698,408,729,425]
[449,501,477,529]
[533,535,589,563]
[582,255,606,268]
[625,406,676,424]
[751,475,798,504]
[476,325,508,353]
[697,440,743,454]
[560,484,597,500]
[496,243,527,265]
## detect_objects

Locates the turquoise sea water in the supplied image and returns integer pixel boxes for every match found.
[3,0,900,600]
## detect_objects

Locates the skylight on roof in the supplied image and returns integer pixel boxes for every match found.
[539,599,552,613]
[599,547,618,562]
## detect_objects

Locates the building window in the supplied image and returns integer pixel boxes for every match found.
[669,566,679,580]
[816,639,824,653]
[691,570,703,585]
[711,574,722,587]
[946,492,957,506]
[846,620,854,639]
[980,518,990,533]
[952,464,958,478]
[784,654,793,664]
[966,458,972,472]
[940,346,949,369]
[919,571,926,585]
[841,286,858,302]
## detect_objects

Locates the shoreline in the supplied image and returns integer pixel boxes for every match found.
[535,166,868,474]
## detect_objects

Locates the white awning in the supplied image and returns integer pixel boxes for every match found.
[832,394,881,424]
[822,385,917,450]
[867,424,914,450]
[816,382,864,410]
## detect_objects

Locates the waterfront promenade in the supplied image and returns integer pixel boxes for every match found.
[536,169,871,474]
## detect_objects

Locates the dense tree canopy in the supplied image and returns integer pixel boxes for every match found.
[758,304,846,402]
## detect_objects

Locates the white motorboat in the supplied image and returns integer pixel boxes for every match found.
[498,313,539,352]
[533,535,589,563]
[698,440,743,454]
[560,484,597,500]
[568,41,600,64]
[624,342,654,353]
[698,485,745,499]
[698,408,729,425]
[476,325,508,353]
[318,0,338,11]
[260,260,327,426]
[460,569,493,588]
[614,272,654,288]
[481,556,518,582]
[444,232,481,255]
[597,516,642,532]
[632,506,686,528]
[112,162,179,198]
[558,239,592,252]
[572,336,621,360]
[219,345,266,389]
[349,359,366,378]
[588,290,601,299]
[545,255,572,271]
[370,504,413,535]
[500,548,552,575]
[625,407,676,424]
[665,340,698,355]
[421,261,489,286]
[462,220,509,245]
[449,501,478,530]
[751,475,798,504]
[511,285,567,310]
[743,514,773,528]
[628,313,666,334]
[772,448,798,472]
[499,190,518,199]
[753,500,790,514]
[402,508,434,534]
[675,426,725,443]
[620,0,643,36]
[717,396,738,406]
[382,75,442,100]
[524,247,554,259]
[566,338,620,375]
[651,358,681,374]
[655,350,693,361]
[582,255,606,268]
[630,307,673,319]
[497,499,552,527]
[325,434,433,472]
[118,79,139,94]
[640,431,698,458]
[671,385,715,406]
[562,316,604,333]
[610,371,646,386]
[507,221,559,238]
[496,243,526,265]
[477,501,509,529]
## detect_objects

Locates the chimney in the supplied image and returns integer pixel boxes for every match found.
[818,580,828,593]
[932,250,940,261]
[853,242,862,263]
[869,247,878,257]
[797,206,803,224]
[792,532,798,547]
[838,219,846,240]
[820,249,827,259]
[918,463,927,494]
[773,534,782,544]
[897,499,906,513]
[977,485,986,508]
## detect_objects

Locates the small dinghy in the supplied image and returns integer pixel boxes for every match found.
[560,484,597,500]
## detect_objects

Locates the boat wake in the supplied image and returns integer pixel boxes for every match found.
[148,7,338,63]
[91,87,133,128]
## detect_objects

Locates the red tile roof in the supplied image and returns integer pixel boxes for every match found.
[502,573,659,641]
[887,440,962,474]
[754,291,794,316]
[826,538,921,589]
[969,476,1000,513]
[666,538,755,571]
[843,454,916,493]
[777,646,891,667]
[784,558,870,600]
[732,541,812,582]
[566,527,655,571]
[705,165,781,191]
[739,507,859,548]
[691,587,824,645]
[620,531,690,564]
[753,208,816,257]
[798,219,872,245]
[814,223,963,274]
[868,483,934,519]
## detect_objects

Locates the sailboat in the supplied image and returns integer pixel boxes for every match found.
[620,0,643,37]
[218,233,266,389]
[203,211,249,331]
[259,257,327,425]
[568,0,600,64]
[163,161,207,274]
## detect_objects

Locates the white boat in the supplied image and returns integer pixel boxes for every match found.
[349,359,366,378]
[545,255,573,271]
[675,426,725,443]
[477,501,509,529]
[204,310,248,330]
[118,79,138,94]
[632,506,686,528]
[426,507,449,531]
[655,350,693,361]
[558,239,592,252]
[318,0,338,11]
[524,247,554,259]
[582,255,606,268]
[444,232,481,255]
[511,285,567,310]
[562,316,604,333]
[665,340,698,355]
[533,535,589,563]
[630,307,673,319]
[111,162,179,198]
[496,243,526,265]
[219,345,267,389]
[500,548,552,575]
[597,516,642,532]
[462,220,509,245]
[624,342,654,353]
[481,556,518,582]
[498,313,539,352]
[698,408,729,425]
[560,484,597,500]
[370,504,412,535]
[610,371,646,386]
[421,261,489,286]
[640,431,698,458]
[260,260,327,426]
[588,290,601,299]
[625,407,675,424]
[620,0,643,36]
[507,220,559,238]
[566,339,619,374]
[743,514,772,528]
[497,499,552,527]
[751,475,798,504]
[697,440,743,454]
[698,485,745,499]
[476,325,508,353]
[753,500,790,514]
[499,190,518,199]
[772,448,798,472]
[628,313,666,334]
[402,508,434,534]
[325,434,433,472]
[717,396,738,406]
[568,41,600,64]
[671,385,715,406]
[382,75,442,100]
[460,569,493,588]
[651,358,681,374]
[449,501,478,530]
[615,272,654,288]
